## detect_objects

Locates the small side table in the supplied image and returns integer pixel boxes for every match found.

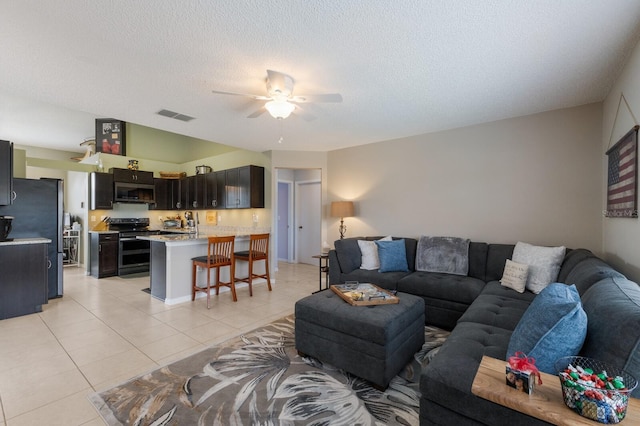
[472,355,640,425]
[312,254,329,293]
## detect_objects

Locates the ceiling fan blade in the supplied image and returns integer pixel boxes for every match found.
[293,105,317,121]
[212,89,270,101]
[290,93,343,103]
[266,69,294,97]
[247,107,267,118]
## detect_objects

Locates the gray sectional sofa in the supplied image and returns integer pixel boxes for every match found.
[328,236,640,425]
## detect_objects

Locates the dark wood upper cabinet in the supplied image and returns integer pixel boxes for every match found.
[110,168,154,184]
[205,170,226,209]
[151,178,169,210]
[0,140,14,206]
[188,174,207,209]
[225,165,264,209]
[90,172,114,210]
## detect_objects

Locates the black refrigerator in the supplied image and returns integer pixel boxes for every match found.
[0,178,64,298]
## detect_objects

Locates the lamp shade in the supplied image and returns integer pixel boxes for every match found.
[265,100,295,119]
[331,201,354,218]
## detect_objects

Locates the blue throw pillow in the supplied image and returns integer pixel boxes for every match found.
[375,239,409,272]
[507,283,587,374]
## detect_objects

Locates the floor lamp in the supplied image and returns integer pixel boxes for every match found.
[331,201,355,239]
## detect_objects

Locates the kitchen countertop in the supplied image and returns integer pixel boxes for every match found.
[138,232,251,244]
[0,237,52,246]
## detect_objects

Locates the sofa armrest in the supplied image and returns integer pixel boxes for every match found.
[328,249,341,285]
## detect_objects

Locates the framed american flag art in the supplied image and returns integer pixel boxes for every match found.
[606,125,638,218]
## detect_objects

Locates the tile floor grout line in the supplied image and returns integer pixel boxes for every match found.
[37,294,160,394]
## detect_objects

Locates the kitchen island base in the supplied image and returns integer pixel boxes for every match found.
[145,234,270,305]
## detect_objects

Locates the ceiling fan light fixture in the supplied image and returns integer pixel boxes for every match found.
[265,100,295,119]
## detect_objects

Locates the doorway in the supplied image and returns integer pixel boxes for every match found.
[275,168,321,266]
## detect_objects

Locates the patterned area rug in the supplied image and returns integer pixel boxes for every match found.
[89,315,449,425]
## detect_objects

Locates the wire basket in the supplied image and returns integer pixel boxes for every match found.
[555,356,637,424]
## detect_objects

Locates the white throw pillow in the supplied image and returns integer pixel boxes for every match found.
[358,236,392,270]
[512,242,566,294]
[500,259,529,293]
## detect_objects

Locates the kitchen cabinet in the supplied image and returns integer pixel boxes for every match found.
[90,233,118,278]
[152,178,183,210]
[110,168,154,184]
[90,172,114,210]
[0,241,48,319]
[206,170,226,209]
[151,178,169,210]
[225,165,264,209]
[0,140,13,206]
[188,174,206,209]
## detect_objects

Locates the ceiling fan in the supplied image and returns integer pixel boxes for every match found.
[211,70,342,121]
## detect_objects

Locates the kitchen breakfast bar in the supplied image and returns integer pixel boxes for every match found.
[139,231,268,305]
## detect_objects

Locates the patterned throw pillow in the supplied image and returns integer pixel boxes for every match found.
[500,259,529,293]
[512,242,565,294]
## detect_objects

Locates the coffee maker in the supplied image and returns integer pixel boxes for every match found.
[184,211,195,229]
[0,215,13,241]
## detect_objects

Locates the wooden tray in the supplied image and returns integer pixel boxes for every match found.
[331,283,399,306]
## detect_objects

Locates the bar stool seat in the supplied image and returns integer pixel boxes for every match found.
[234,233,272,296]
[192,235,236,308]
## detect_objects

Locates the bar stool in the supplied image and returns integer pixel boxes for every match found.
[234,233,272,296]
[192,235,236,308]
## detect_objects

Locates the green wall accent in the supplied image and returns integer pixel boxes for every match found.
[125,123,238,164]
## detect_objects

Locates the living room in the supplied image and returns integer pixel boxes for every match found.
[2,2,640,425]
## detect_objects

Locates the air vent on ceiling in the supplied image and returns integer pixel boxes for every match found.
[156,109,195,122]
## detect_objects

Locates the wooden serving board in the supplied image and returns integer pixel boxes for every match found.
[471,356,640,425]
[330,283,399,306]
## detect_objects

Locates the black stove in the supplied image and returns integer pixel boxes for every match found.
[108,217,151,234]
[108,218,156,275]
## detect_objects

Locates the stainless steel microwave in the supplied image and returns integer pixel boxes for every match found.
[114,182,156,204]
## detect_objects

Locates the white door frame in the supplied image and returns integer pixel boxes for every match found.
[294,179,321,264]
[276,179,294,263]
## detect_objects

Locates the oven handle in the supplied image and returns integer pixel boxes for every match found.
[119,237,140,242]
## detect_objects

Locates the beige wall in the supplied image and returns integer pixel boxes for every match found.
[327,103,603,252]
[602,37,640,282]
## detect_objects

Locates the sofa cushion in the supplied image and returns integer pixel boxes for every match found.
[500,259,529,293]
[507,283,587,374]
[421,322,514,422]
[357,236,391,270]
[468,241,488,281]
[397,272,485,306]
[485,244,515,282]
[376,239,409,272]
[457,281,536,330]
[415,236,470,276]
[336,269,409,291]
[333,237,363,274]
[512,242,566,294]
[564,257,626,295]
[579,276,640,397]
[557,248,595,283]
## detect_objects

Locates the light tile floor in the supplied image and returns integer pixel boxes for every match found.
[0,261,319,425]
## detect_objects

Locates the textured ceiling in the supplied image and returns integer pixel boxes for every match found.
[1,1,640,155]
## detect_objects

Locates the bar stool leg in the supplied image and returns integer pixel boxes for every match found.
[206,263,212,309]
[191,262,197,301]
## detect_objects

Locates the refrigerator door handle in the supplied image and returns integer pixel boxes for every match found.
[47,258,52,269]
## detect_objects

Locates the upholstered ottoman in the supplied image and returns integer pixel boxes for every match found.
[295,289,425,389]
